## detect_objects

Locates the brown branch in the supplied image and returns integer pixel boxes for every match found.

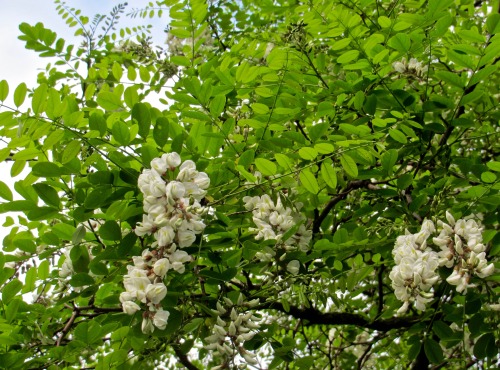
[264,301,421,332]
[313,180,370,234]
[56,310,78,346]
[294,119,311,142]
[173,345,200,370]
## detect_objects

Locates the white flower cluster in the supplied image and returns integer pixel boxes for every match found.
[433,212,495,293]
[243,194,312,261]
[121,152,210,333]
[390,213,495,314]
[393,57,428,77]
[205,294,261,369]
[389,219,439,314]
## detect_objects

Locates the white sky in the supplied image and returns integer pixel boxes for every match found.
[0,0,168,92]
[0,1,169,237]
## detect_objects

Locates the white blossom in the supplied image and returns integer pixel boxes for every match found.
[393,57,428,77]
[122,301,141,315]
[153,309,170,330]
[145,283,167,304]
[244,194,312,260]
[287,260,300,275]
[141,317,154,334]
[153,258,170,277]
[123,153,210,331]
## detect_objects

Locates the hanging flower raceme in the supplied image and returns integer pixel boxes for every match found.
[389,220,440,314]
[205,294,261,369]
[390,213,495,314]
[392,57,428,77]
[243,194,312,261]
[121,152,210,333]
[433,212,495,293]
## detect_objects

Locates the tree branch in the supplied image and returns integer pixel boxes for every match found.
[313,180,370,234]
[173,345,200,370]
[264,302,421,332]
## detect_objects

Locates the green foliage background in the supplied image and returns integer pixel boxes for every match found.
[0,0,499,368]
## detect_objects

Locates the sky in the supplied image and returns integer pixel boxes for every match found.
[0,0,170,237]
[0,0,168,92]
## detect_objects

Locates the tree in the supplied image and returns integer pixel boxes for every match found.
[0,0,499,368]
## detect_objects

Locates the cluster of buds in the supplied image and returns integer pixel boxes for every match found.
[433,212,494,292]
[121,152,210,333]
[243,194,312,261]
[392,57,428,77]
[389,220,440,314]
[205,294,261,369]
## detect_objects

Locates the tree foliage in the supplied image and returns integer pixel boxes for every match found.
[0,0,499,368]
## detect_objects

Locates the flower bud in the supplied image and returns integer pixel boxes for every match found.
[145,283,167,304]
[153,309,170,330]
[163,152,181,168]
[141,317,154,334]
[122,301,141,315]
[153,258,170,277]
[287,260,300,275]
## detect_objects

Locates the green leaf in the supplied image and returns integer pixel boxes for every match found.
[89,112,107,136]
[389,129,407,144]
[486,161,500,172]
[0,181,13,201]
[255,158,277,176]
[448,50,476,70]
[32,162,62,177]
[97,91,123,111]
[89,260,109,275]
[32,83,48,114]
[27,206,59,221]
[381,149,398,174]
[84,186,113,209]
[408,341,422,361]
[299,169,319,194]
[337,50,359,64]
[397,173,413,190]
[13,82,27,107]
[112,121,130,145]
[340,154,358,178]
[0,200,37,213]
[486,13,500,34]
[139,66,150,82]
[99,220,122,241]
[112,62,123,80]
[153,117,170,147]
[473,333,497,359]
[223,249,242,268]
[481,171,496,183]
[2,279,23,303]
[298,147,318,161]
[70,272,94,287]
[74,321,102,344]
[331,38,351,50]
[22,266,37,293]
[435,71,465,88]
[378,16,391,28]
[0,80,8,101]
[424,338,444,364]
[62,140,80,164]
[132,103,151,139]
[388,34,411,53]
[72,224,87,245]
[12,148,40,160]
[33,183,60,208]
[321,162,337,189]
[432,321,454,340]
[210,95,225,117]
